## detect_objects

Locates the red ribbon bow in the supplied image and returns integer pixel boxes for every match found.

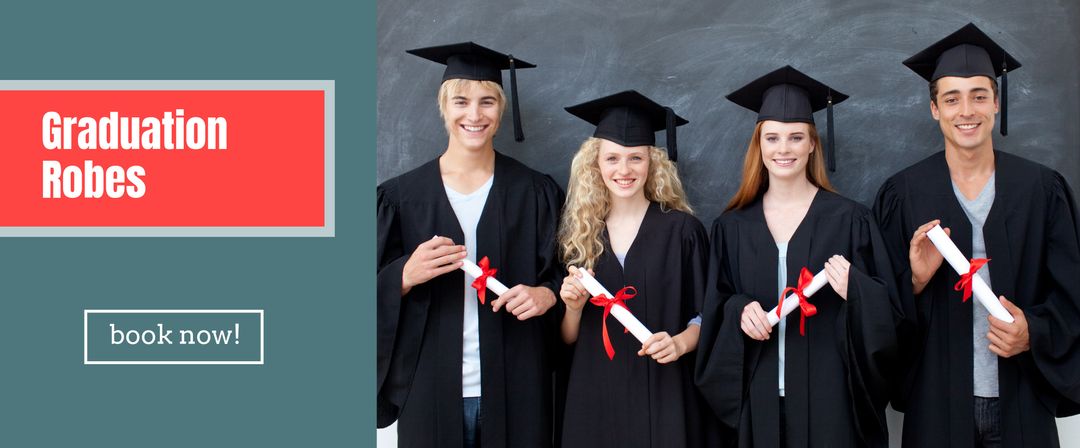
[589,286,637,360]
[779,267,818,336]
[470,256,498,305]
[954,258,990,302]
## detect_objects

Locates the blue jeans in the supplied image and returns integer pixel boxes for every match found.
[463,397,482,448]
[974,397,1001,448]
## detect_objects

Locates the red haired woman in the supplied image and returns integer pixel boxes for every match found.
[695,66,899,448]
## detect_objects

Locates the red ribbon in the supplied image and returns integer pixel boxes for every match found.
[589,286,637,360]
[779,267,818,336]
[470,256,498,305]
[954,258,990,302]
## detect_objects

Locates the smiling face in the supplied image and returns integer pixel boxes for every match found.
[439,79,504,153]
[759,120,815,181]
[930,75,998,154]
[597,138,650,202]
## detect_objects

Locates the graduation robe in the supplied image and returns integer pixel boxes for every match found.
[377,152,565,448]
[560,203,718,448]
[873,150,1080,447]
[696,190,900,448]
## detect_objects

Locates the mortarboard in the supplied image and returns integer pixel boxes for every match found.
[902,23,1021,136]
[407,42,536,141]
[565,90,689,162]
[726,65,848,171]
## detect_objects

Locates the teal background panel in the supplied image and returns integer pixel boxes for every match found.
[0,1,376,447]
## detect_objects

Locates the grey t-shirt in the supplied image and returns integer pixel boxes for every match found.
[951,173,998,398]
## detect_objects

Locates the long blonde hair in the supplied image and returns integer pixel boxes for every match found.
[559,137,693,270]
[726,121,835,210]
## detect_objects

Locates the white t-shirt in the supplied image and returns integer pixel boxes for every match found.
[444,175,494,398]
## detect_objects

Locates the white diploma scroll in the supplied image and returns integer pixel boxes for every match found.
[461,258,509,297]
[576,269,653,343]
[925,225,1015,323]
[766,270,831,326]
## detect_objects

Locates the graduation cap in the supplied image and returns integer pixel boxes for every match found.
[564,90,689,162]
[902,23,1021,136]
[726,66,848,171]
[407,42,536,142]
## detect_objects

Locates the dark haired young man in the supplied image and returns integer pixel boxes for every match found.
[874,23,1080,447]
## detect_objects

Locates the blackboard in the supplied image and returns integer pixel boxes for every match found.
[377,0,1080,227]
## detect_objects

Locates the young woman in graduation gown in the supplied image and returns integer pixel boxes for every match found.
[376,43,564,448]
[556,91,717,448]
[695,66,900,448]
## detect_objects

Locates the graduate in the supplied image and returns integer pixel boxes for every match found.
[556,90,715,448]
[873,23,1080,447]
[695,66,900,448]
[376,42,564,448]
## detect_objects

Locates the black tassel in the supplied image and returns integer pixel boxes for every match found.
[509,55,524,142]
[665,107,677,163]
[1000,55,1008,137]
[826,92,835,172]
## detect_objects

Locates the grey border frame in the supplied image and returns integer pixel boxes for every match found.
[1,80,335,237]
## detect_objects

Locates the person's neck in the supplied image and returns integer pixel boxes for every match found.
[440,142,495,175]
[764,175,818,206]
[607,194,650,222]
[944,143,995,182]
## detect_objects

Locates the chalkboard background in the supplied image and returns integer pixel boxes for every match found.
[376,1,1080,446]
[377,0,1080,225]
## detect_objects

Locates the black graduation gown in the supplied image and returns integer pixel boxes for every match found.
[377,152,565,448]
[696,190,900,448]
[873,150,1080,448]
[560,203,718,448]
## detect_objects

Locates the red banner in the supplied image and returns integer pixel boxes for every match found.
[0,89,326,228]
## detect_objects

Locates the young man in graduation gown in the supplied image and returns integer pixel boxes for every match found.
[696,66,900,448]
[556,91,719,448]
[376,42,565,448]
[873,23,1080,447]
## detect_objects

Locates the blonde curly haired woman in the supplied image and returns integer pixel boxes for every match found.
[556,90,716,448]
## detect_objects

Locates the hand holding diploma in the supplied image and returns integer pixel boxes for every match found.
[577,269,653,342]
[925,224,1015,323]
[741,266,832,340]
[743,254,857,340]
[559,266,591,312]
[768,267,828,334]
[910,220,949,294]
[572,267,653,359]
[401,235,466,296]
[461,256,508,304]
[987,297,1029,357]
[462,256,556,320]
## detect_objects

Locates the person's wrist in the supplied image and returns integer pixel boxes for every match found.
[541,287,557,307]
[672,334,687,357]
[912,275,928,294]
